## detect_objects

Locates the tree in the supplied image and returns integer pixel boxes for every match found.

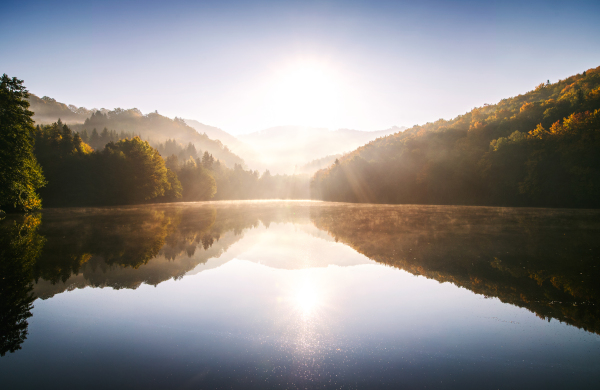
[202,151,214,170]
[89,128,99,149]
[101,137,173,204]
[79,129,89,143]
[0,74,46,212]
[177,158,216,201]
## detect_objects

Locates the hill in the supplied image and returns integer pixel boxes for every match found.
[297,154,343,175]
[312,66,600,208]
[184,119,246,151]
[28,94,96,124]
[237,125,406,174]
[72,110,245,168]
[27,95,245,168]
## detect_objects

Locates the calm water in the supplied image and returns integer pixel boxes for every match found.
[1,201,600,389]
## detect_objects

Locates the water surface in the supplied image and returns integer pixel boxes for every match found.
[1,201,599,389]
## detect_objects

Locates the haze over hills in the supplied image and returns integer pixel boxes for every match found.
[185,120,408,174]
[236,125,407,174]
[184,119,247,152]
[26,93,407,174]
[28,94,105,124]
[27,95,245,168]
[182,123,407,174]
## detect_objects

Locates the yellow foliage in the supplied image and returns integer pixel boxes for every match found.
[528,124,547,139]
[520,102,534,113]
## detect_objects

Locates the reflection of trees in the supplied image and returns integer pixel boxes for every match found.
[32,209,181,284]
[0,215,45,356]
[310,205,600,334]
[29,204,312,298]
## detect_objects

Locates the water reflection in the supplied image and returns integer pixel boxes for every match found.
[0,215,44,356]
[1,201,600,387]
[310,204,600,334]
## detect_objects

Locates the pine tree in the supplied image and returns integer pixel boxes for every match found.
[80,129,89,143]
[0,74,46,212]
[90,128,99,149]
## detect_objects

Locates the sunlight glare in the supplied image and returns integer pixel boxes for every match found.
[295,282,320,316]
[264,60,345,127]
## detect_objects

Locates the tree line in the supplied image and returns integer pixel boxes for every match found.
[0,74,310,212]
[312,66,600,208]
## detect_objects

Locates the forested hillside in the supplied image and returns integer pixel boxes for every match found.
[27,95,245,168]
[28,94,95,124]
[71,110,245,168]
[32,120,309,207]
[312,66,600,208]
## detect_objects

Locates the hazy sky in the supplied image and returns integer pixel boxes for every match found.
[2,0,599,135]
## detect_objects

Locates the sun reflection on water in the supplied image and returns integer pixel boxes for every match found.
[295,282,319,316]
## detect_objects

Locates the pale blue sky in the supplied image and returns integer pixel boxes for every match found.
[2,0,599,134]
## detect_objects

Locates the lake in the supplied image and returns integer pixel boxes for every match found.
[1,201,600,389]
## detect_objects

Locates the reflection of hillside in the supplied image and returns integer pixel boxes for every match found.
[33,230,243,299]
[7,201,599,337]
[30,203,317,299]
[310,204,600,334]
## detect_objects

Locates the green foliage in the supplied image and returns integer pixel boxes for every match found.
[33,123,182,206]
[312,66,600,208]
[0,75,46,212]
[163,152,310,201]
[83,126,136,150]
[176,158,217,201]
[155,139,198,162]
[101,137,175,203]
[209,162,310,200]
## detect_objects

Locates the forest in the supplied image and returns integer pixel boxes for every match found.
[72,109,245,168]
[2,66,600,212]
[32,121,309,207]
[0,73,309,211]
[312,66,600,208]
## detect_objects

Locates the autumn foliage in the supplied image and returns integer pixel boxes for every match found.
[312,66,600,208]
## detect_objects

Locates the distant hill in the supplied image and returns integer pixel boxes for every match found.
[297,154,343,175]
[26,93,408,173]
[184,119,246,151]
[26,95,245,168]
[71,110,245,168]
[312,66,600,208]
[28,94,96,124]
[237,125,406,174]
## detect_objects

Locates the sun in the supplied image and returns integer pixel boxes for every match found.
[264,60,344,127]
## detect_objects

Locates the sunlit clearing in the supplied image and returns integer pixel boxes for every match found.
[265,60,344,127]
[295,282,320,316]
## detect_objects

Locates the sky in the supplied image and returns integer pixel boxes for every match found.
[2,0,599,135]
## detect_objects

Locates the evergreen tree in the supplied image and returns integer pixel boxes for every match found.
[79,129,89,143]
[100,127,109,146]
[202,151,214,170]
[90,128,99,149]
[0,74,46,212]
